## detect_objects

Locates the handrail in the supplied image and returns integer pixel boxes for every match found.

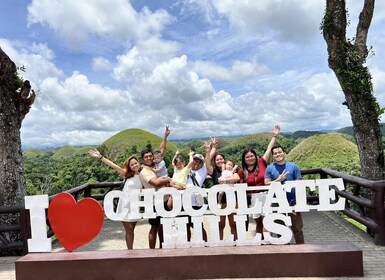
[302,168,385,245]
[1,167,385,255]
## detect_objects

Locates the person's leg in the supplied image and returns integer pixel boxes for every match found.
[255,216,263,233]
[218,215,226,240]
[217,192,224,205]
[258,193,268,239]
[289,212,304,244]
[187,224,207,242]
[251,192,266,235]
[167,195,173,210]
[187,225,192,241]
[148,215,161,249]
[245,194,251,231]
[158,225,164,248]
[249,193,263,233]
[202,227,208,242]
[122,221,137,249]
[219,203,227,239]
[149,224,159,249]
[227,213,237,240]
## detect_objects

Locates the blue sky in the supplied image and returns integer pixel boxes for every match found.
[1,0,385,149]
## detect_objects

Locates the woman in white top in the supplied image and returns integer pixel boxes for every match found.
[89,149,143,249]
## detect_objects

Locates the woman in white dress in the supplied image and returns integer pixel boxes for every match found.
[89,149,143,249]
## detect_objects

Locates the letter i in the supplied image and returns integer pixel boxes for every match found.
[25,195,51,252]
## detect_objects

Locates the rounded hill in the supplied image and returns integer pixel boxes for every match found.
[23,149,49,158]
[52,146,77,159]
[52,145,94,159]
[287,133,360,175]
[101,128,178,159]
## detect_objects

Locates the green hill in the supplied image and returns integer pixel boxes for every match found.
[23,149,49,158]
[52,146,77,159]
[287,133,360,176]
[100,128,178,159]
[75,146,96,155]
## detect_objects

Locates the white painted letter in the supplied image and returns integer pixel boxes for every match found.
[317,178,346,211]
[25,195,51,252]
[263,213,293,245]
[103,190,128,221]
[264,182,291,214]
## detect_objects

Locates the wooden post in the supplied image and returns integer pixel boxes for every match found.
[19,209,31,255]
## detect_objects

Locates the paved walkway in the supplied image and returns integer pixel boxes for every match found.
[1,211,385,279]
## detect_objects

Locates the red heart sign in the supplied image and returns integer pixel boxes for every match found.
[48,192,104,252]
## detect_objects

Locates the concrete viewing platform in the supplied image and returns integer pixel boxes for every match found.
[2,210,385,279]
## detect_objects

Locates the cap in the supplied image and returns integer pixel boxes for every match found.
[193,154,204,163]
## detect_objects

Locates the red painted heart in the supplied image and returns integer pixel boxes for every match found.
[48,192,104,252]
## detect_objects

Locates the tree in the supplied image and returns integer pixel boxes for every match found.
[0,48,36,250]
[321,0,384,180]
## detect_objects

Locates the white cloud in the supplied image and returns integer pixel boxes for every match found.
[113,37,180,81]
[210,0,324,42]
[192,60,269,81]
[38,72,127,111]
[27,0,172,47]
[92,57,111,71]
[131,55,215,107]
[2,1,384,149]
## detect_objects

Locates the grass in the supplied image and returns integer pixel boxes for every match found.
[345,217,367,232]
[337,212,367,232]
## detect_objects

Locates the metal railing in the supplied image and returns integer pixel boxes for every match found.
[1,167,385,255]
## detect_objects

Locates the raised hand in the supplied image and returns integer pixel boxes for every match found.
[272,125,281,137]
[211,137,218,148]
[88,149,101,159]
[165,125,171,137]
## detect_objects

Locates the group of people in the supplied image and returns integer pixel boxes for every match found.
[88,125,304,250]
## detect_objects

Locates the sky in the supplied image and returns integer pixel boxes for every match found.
[2,0,385,149]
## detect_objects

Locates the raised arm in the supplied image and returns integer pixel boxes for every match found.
[204,140,214,175]
[172,149,180,168]
[186,150,195,169]
[210,137,218,161]
[158,125,171,155]
[262,125,280,162]
[88,149,125,177]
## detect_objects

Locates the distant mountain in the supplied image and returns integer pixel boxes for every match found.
[336,126,355,136]
[282,130,326,139]
[26,124,384,161]
[337,123,385,137]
